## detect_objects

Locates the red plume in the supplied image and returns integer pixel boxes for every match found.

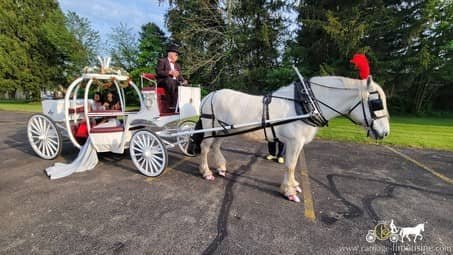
[350,54,370,80]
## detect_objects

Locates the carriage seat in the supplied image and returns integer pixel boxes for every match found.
[142,73,157,80]
[69,106,84,114]
[90,124,124,133]
[73,122,124,137]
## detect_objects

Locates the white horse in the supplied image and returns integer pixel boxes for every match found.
[399,223,425,243]
[195,76,390,202]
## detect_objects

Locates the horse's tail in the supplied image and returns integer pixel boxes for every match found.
[187,92,216,155]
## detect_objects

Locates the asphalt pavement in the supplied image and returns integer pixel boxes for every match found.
[1,111,452,255]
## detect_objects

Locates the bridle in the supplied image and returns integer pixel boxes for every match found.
[311,77,388,138]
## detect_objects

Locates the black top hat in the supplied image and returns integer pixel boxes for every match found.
[166,45,180,55]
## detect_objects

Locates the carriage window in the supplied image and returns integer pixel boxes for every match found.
[123,84,141,112]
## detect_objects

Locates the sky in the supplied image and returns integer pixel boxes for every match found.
[58,0,298,55]
[58,0,169,42]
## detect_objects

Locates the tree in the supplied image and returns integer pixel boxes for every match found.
[108,23,139,71]
[165,0,288,92]
[137,22,167,68]
[65,11,101,64]
[0,0,86,100]
[290,0,452,114]
[129,22,168,80]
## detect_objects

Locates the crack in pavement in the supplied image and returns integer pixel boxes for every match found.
[202,147,262,255]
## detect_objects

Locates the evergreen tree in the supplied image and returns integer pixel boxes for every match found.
[291,0,452,113]
[165,0,287,91]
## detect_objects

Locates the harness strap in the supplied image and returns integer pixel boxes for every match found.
[202,114,310,140]
[199,92,231,135]
[262,94,278,142]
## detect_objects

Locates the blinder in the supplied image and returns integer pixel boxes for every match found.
[368,91,385,119]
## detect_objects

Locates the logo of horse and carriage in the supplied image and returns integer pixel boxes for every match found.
[366,220,426,243]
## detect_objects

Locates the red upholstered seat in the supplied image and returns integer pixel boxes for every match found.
[142,86,166,95]
[90,124,124,133]
[69,106,84,114]
[142,73,157,80]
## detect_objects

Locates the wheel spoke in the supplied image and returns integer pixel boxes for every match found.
[149,158,159,173]
[136,135,145,149]
[133,148,143,156]
[47,140,57,153]
[145,159,152,173]
[46,142,54,156]
[43,119,49,135]
[150,157,162,171]
[149,137,156,148]
[151,154,164,162]
[139,157,146,170]
[136,156,145,163]
[47,138,58,146]
[145,135,151,148]
[38,117,44,133]
[37,139,43,152]
[43,141,49,156]
[32,118,41,133]
[30,129,41,136]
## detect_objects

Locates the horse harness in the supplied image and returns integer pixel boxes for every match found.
[262,80,328,142]
[198,77,386,141]
[311,77,387,137]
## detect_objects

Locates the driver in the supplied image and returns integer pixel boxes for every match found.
[156,45,188,109]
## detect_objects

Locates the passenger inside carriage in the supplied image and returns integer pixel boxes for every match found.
[90,92,105,112]
[89,92,105,125]
[103,92,121,111]
[92,91,122,129]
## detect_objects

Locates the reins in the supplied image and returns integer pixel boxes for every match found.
[197,76,386,140]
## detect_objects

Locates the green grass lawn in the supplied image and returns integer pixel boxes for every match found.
[317,116,453,151]
[0,102,42,112]
[1,102,452,151]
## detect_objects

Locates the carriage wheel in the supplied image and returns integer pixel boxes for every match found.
[130,130,168,177]
[389,233,399,243]
[177,120,196,157]
[27,114,62,160]
[366,231,376,243]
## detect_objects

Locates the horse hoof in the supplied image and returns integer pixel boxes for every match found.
[217,169,226,177]
[287,194,301,203]
[204,175,215,181]
[296,186,302,193]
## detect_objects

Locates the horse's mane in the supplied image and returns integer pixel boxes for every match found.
[310,76,365,89]
[272,76,364,96]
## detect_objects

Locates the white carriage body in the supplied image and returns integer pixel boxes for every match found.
[178,86,201,118]
[42,99,93,122]
[29,57,203,179]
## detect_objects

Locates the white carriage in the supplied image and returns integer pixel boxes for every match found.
[28,60,318,180]
[27,59,201,178]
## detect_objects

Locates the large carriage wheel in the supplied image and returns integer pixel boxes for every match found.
[130,130,168,177]
[177,120,196,157]
[27,114,62,160]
